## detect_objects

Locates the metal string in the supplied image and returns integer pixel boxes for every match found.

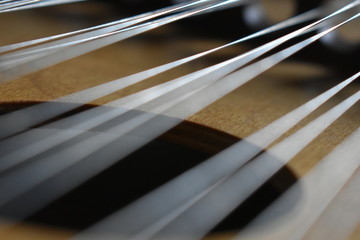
[0,0,248,82]
[0,1,358,239]
[0,6,322,140]
[0,13,357,235]
[70,72,360,240]
[141,91,360,240]
[235,129,360,240]
[299,168,360,240]
[0,0,84,12]
[0,6,346,175]
[0,0,216,53]
[68,16,359,240]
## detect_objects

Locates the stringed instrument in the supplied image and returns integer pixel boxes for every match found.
[0,0,359,239]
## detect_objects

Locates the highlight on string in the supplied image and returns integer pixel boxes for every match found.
[0,0,86,13]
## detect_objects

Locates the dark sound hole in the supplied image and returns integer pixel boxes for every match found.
[0,102,300,235]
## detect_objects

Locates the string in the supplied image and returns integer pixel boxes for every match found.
[67,15,359,240]
[88,18,359,239]
[72,15,360,232]
[0,0,354,176]
[0,0,218,55]
[0,7,346,174]
[0,0,86,13]
[0,0,248,81]
[0,0,82,12]
[0,0,45,10]
[235,129,360,240]
[0,5,354,177]
[0,0,17,3]
[0,0,217,53]
[138,91,360,240]
[0,1,358,238]
[0,0,221,66]
[0,6,322,140]
[301,168,360,240]
[70,72,359,240]
[0,13,356,233]
[157,12,359,119]
[0,0,352,148]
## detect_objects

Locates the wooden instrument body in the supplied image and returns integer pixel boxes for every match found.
[0,1,359,239]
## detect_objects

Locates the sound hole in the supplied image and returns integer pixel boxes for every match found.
[0,102,300,235]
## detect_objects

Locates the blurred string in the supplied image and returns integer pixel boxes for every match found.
[235,127,360,240]
[0,1,358,239]
[299,168,360,240]
[0,0,86,12]
[0,0,220,53]
[70,73,360,240]
[0,0,250,81]
[0,7,326,171]
[0,5,326,139]
[0,10,358,237]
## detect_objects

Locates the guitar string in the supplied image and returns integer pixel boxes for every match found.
[67,14,360,238]
[72,16,358,238]
[0,0,86,13]
[0,6,322,140]
[130,90,360,240]
[1,0,351,138]
[0,0,27,6]
[0,0,358,221]
[0,0,219,55]
[0,0,19,3]
[69,72,360,240]
[0,0,45,10]
[0,7,350,176]
[0,0,249,81]
[0,1,358,238]
[143,127,360,240]
[110,71,360,240]
[0,0,250,78]
[0,14,356,232]
[298,168,360,240]
[0,4,354,173]
[0,0,71,11]
[81,33,358,239]
[0,0,222,65]
[0,0,215,53]
[0,0,356,186]
[234,129,360,240]
[0,0,232,14]
[0,0,358,228]
[0,8,327,171]
[0,1,15,4]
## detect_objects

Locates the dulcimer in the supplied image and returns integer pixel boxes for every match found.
[0,0,359,239]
